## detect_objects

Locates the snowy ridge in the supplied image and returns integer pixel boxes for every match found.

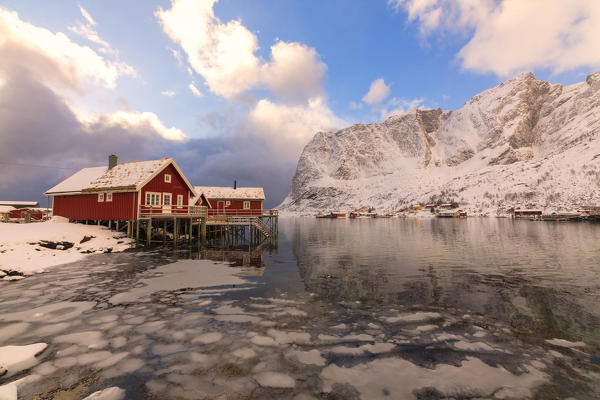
[280,71,600,215]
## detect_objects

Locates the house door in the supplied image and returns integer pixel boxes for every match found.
[163,193,172,214]
[217,201,225,214]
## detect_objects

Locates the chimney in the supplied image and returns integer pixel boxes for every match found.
[108,154,118,170]
[234,179,237,189]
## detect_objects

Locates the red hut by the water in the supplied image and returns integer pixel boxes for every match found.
[44,155,197,221]
[193,184,265,216]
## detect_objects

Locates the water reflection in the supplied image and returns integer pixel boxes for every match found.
[282,217,600,345]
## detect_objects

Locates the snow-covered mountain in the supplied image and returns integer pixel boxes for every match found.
[280,71,600,215]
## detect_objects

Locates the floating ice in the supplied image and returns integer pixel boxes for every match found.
[53,331,106,349]
[545,338,585,348]
[254,372,296,388]
[321,356,546,398]
[233,348,257,359]
[454,341,496,352]
[192,332,222,345]
[251,335,279,347]
[285,349,326,366]
[0,301,96,323]
[108,260,253,305]
[384,312,441,323]
[0,323,30,342]
[0,343,47,377]
[267,329,311,345]
[82,386,126,400]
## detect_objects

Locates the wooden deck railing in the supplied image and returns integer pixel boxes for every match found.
[138,205,277,218]
[139,205,207,218]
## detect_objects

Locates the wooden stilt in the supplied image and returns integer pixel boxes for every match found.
[201,217,206,247]
[127,220,131,237]
[173,217,178,246]
[135,219,140,244]
[146,218,152,246]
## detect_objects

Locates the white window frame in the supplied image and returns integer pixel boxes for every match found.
[106,192,112,202]
[243,201,250,210]
[164,174,171,183]
[145,191,161,207]
[163,193,172,206]
[177,194,183,208]
[98,193,104,202]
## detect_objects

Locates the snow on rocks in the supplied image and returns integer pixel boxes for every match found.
[0,343,47,378]
[0,217,132,275]
[545,338,586,348]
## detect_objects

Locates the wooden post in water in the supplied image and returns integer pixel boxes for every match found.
[146,218,152,246]
[163,220,167,243]
[127,221,131,237]
[135,220,140,244]
[173,217,178,246]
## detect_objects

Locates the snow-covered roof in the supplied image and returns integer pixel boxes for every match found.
[44,167,107,195]
[84,158,171,191]
[0,201,39,207]
[0,205,16,213]
[193,186,265,201]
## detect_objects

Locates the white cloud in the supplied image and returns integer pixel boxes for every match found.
[77,110,188,142]
[189,82,203,97]
[389,0,600,76]
[349,101,363,110]
[156,0,261,98]
[157,0,327,102]
[262,41,326,101]
[79,5,96,26]
[249,97,345,159]
[362,78,391,104]
[161,90,176,97]
[0,7,135,90]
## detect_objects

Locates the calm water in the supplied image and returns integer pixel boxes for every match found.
[1,217,599,399]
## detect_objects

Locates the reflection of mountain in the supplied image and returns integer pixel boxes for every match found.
[283,218,600,344]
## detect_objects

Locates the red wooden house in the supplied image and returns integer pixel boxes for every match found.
[193,185,265,216]
[45,155,199,221]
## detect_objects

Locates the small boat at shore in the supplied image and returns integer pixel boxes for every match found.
[331,212,347,218]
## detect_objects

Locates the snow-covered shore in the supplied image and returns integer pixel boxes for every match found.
[0,217,132,277]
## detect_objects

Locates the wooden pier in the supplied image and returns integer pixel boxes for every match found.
[78,205,279,249]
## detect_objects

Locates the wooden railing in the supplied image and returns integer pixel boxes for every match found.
[206,209,278,217]
[139,205,207,218]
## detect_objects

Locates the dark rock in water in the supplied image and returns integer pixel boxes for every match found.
[104,248,113,253]
[0,366,7,377]
[6,270,24,277]
[38,241,74,250]
[80,235,95,244]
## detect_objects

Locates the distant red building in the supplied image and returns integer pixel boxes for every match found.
[45,156,197,221]
[193,185,265,216]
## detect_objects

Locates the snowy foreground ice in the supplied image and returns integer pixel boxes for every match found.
[0,218,131,277]
[0,247,599,399]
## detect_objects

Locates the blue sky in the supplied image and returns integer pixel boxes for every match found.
[1,0,598,206]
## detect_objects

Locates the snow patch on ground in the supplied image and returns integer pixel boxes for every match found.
[82,386,126,400]
[0,218,132,275]
[254,372,296,388]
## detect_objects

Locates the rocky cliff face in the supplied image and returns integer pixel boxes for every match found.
[280,72,600,214]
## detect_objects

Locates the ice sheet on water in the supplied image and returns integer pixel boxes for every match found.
[454,341,497,352]
[192,332,222,345]
[82,387,126,400]
[384,312,442,323]
[545,338,586,348]
[320,356,547,398]
[0,343,47,377]
[53,331,106,349]
[0,301,96,323]
[108,260,253,305]
[285,349,326,366]
[0,323,30,343]
[267,329,311,345]
[233,348,257,359]
[254,371,296,388]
